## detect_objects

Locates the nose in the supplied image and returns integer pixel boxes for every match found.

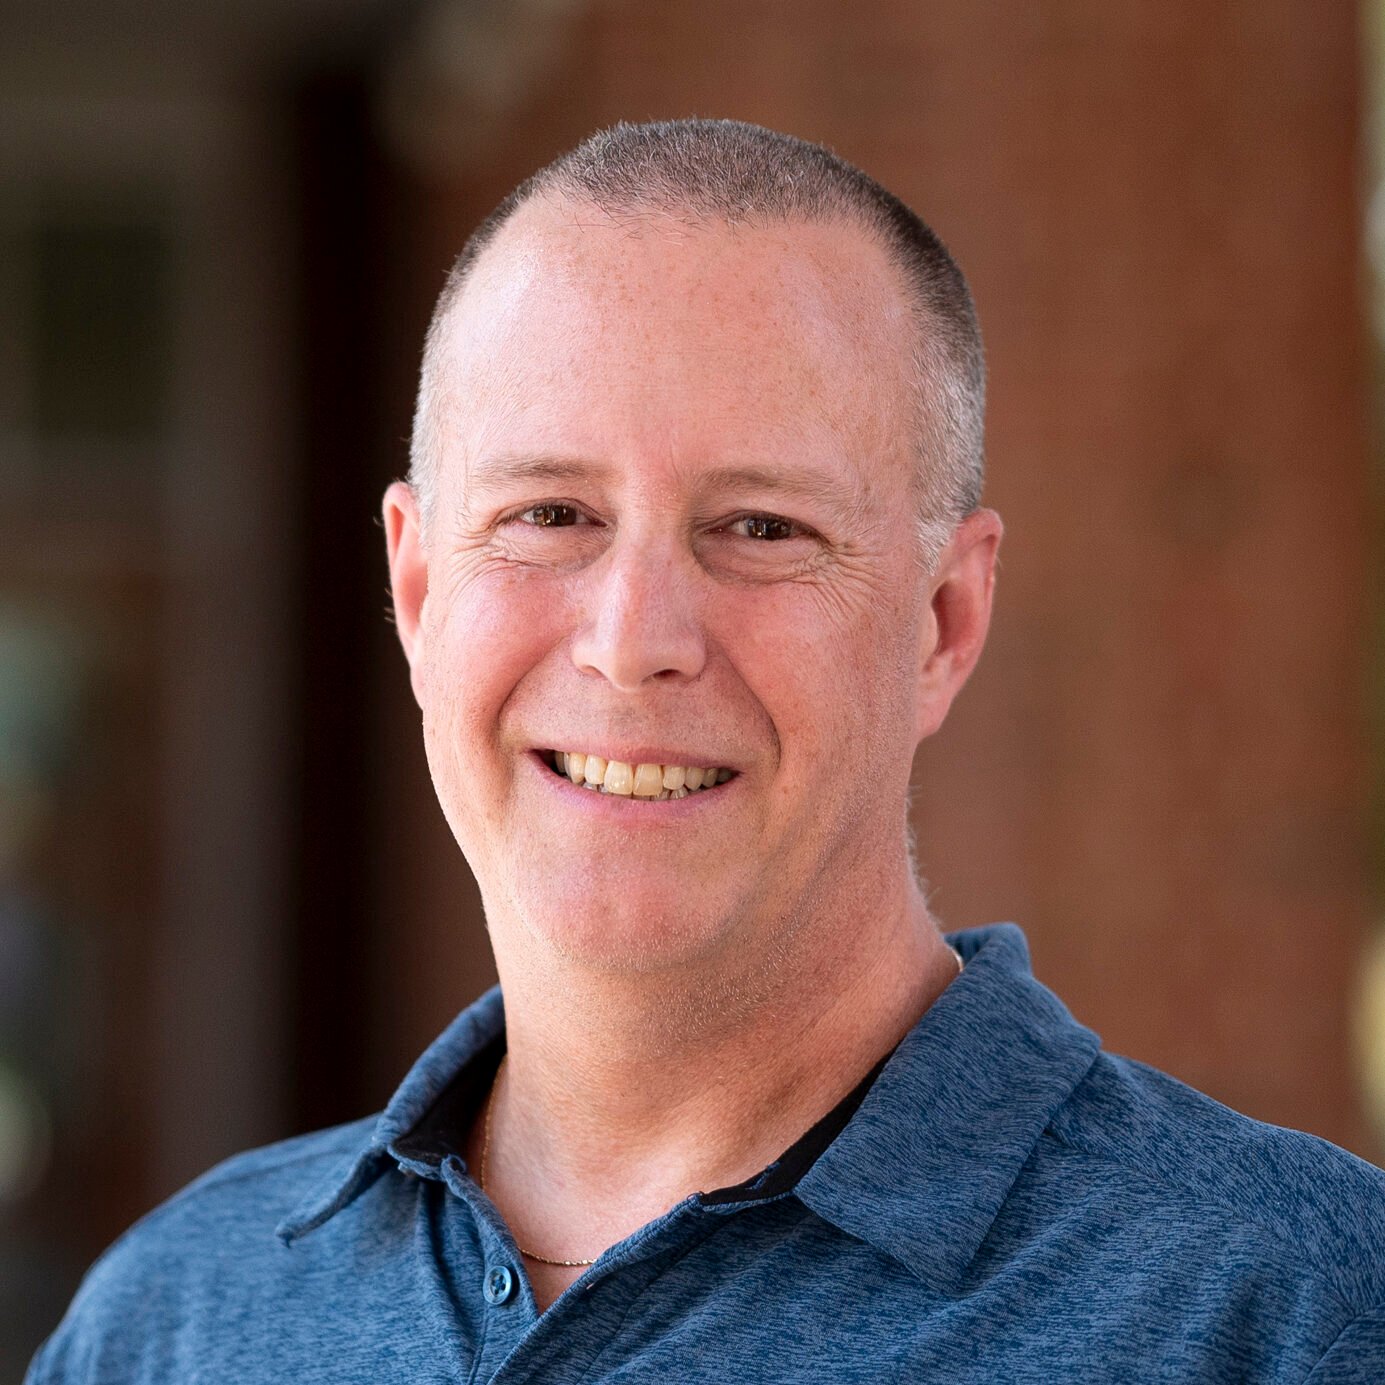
[569,539,707,691]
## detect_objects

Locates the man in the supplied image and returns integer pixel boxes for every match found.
[28,119,1385,1382]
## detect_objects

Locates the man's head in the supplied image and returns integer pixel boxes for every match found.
[384,119,999,1003]
[408,119,985,568]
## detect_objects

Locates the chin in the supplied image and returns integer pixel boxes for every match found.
[519,891,737,975]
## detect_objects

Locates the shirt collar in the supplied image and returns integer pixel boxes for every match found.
[277,922,1099,1275]
[276,988,506,1244]
[794,922,1101,1291]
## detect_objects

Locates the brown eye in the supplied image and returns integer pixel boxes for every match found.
[521,504,583,527]
[734,514,799,541]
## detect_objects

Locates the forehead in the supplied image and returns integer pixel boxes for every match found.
[433,197,918,484]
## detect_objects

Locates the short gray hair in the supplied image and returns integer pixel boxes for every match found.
[409,118,985,563]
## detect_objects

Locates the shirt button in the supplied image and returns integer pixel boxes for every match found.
[483,1265,515,1305]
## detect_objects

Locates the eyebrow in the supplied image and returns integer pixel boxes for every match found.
[695,463,863,513]
[467,454,863,511]
[464,454,615,494]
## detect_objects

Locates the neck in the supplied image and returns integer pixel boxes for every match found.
[476,868,961,1270]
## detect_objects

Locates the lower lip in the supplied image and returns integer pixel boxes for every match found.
[525,752,734,822]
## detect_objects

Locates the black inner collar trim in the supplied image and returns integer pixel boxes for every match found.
[390,1032,506,1168]
[698,1047,895,1205]
[390,1033,894,1204]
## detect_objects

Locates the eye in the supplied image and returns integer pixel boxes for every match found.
[726,513,803,541]
[514,503,590,527]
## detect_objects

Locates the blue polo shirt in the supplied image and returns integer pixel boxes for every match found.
[26,923,1385,1382]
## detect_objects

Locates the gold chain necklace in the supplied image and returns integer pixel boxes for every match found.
[479,945,963,1269]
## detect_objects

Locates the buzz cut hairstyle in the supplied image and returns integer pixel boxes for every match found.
[408,118,985,565]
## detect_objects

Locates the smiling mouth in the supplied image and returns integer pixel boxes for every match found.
[541,750,735,799]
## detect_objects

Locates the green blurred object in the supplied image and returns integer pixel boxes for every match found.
[0,605,88,874]
[0,1056,49,1205]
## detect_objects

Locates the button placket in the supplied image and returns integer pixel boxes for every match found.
[419,1152,538,1379]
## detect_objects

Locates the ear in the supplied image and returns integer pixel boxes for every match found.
[915,508,1003,741]
[383,480,429,705]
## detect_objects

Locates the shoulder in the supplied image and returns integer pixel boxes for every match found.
[1046,1049,1385,1314]
[102,1114,378,1254]
[26,1115,379,1384]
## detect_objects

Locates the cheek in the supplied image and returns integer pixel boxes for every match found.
[718,583,919,773]
[419,567,569,760]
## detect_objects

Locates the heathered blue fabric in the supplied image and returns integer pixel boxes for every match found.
[26,923,1385,1383]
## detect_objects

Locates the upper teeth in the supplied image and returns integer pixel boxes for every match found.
[553,750,734,799]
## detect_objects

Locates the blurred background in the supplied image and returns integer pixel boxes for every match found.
[4,0,1385,1369]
